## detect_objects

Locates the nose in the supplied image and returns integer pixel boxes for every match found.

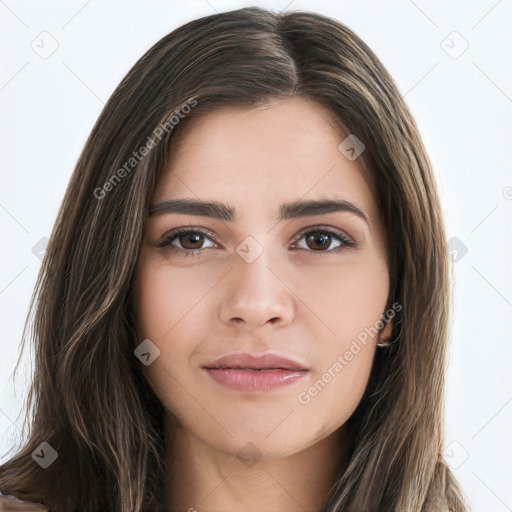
[217,247,295,330]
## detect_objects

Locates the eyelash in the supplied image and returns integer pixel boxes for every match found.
[152,226,356,257]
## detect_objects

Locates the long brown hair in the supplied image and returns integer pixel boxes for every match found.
[0,7,471,511]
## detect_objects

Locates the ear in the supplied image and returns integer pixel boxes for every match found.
[377,318,393,345]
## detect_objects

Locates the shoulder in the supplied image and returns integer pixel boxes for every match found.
[0,493,49,510]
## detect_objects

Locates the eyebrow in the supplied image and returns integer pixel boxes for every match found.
[147,197,368,224]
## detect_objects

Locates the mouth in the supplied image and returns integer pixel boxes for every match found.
[202,352,310,392]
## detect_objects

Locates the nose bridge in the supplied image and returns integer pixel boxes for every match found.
[236,241,276,287]
[233,238,282,300]
[219,237,294,328]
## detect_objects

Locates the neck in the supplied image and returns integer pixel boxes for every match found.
[164,415,349,512]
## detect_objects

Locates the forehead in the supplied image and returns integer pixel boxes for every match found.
[154,97,378,225]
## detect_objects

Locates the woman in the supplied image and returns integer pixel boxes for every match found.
[0,6,471,512]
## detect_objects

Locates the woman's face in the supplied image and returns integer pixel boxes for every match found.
[132,96,390,460]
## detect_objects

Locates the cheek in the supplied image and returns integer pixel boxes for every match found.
[335,266,388,339]
[293,252,387,422]
[296,344,375,436]
[133,261,215,341]
[132,262,216,413]
[293,251,389,343]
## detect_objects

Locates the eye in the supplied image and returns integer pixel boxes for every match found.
[152,226,356,256]
[290,227,356,254]
[152,228,216,256]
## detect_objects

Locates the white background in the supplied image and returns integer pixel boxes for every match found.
[1,1,511,510]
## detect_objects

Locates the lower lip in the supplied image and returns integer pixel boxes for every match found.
[203,368,309,392]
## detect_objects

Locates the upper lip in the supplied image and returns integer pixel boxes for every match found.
[203,352,309,371]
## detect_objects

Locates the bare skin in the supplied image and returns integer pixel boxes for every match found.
[132,97,391,512]
[0,495,48,511]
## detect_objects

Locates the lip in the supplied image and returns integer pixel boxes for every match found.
[204,351,309,371]
[202,351,310,392]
